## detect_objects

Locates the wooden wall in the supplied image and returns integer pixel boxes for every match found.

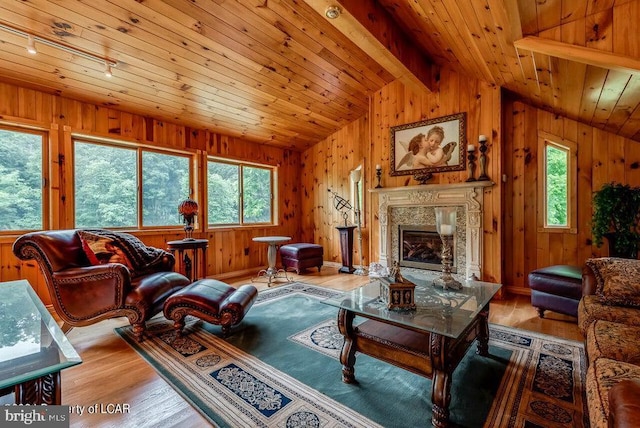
[301,70,503,284]
[0,82,301,304]
[502,96,640,293]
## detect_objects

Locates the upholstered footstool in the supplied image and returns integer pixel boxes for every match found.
[280,243,323,274]
[163,279,258,337]
[528,265,582,318]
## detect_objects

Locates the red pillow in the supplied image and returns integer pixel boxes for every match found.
[77,230,133,270]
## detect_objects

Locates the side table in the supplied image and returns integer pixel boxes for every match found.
[167,238,209,282]
[252,236,292,286]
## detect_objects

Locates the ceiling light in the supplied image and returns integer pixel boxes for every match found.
[0,22,117,78]
[26,35,37,54]
[325,6,341,19]
[104,62,112,78]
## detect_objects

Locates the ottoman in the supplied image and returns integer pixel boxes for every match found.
[163,279,258,337]
[280,243,323,274]
[528,265,582,318]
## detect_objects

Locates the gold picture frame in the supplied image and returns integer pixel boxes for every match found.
[390,112,467,176]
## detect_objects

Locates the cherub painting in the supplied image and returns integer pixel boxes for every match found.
[390,113,466,176]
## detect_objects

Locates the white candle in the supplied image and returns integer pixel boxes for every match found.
[440,224,453,235]
[479,135,488,142]
[467,144,475,152]
[376,164,381,170]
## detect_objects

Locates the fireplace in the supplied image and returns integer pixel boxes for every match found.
[399,225,455,272]
[372,181,494,279]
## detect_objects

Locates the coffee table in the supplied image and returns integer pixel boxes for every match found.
[0,280,82,404]
[322,277,502,427]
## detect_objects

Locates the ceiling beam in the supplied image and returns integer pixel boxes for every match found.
[302,0,436,93]
[514,36,640,75]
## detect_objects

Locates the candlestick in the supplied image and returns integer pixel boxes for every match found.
[478,135,490,181]
[375,166,383,188]
[466,146,476,182]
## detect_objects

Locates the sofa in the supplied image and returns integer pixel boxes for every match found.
[578,258,640,428]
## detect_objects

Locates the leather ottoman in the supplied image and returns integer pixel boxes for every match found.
[528,265,582,318]
[163,279,257,337]
[280,243,323,274]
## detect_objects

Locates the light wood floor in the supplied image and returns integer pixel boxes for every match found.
[52,267,581,427]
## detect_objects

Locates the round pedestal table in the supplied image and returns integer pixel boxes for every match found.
[252,236,292,286]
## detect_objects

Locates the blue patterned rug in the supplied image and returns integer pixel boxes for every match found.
[115,283,588,428]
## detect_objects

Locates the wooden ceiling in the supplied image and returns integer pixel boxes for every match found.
[0,0,638,151]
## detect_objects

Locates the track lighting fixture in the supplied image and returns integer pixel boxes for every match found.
[0,22,117,77]
[104,62,113,78]
[26,35,37,55]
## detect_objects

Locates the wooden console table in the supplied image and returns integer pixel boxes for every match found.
[0,280,82,405]
[167,238,209,281]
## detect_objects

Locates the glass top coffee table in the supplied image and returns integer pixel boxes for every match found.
[0,280,82,404]
[323,277,502,428]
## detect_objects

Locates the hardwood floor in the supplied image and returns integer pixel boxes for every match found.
[49,267,581,427]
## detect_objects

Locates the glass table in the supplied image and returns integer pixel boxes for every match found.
[0,280,82,405]
[323,277,502,428]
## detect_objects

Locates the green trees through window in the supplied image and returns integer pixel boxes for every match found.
[0,128,44,231]
[545,144,568,226]
[74,141,190,228]
[208,159,273,225]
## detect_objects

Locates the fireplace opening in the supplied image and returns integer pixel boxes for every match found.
[399,225,456,272]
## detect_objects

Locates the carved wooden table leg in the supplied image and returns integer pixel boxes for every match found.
[476,304,490,356]
[337,308,357,383]
[430,333,452,428]
[15,372,61,405]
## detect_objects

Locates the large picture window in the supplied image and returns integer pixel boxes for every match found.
[0,127,46,231]
[74,139,191,229]
[207,159,274,226]
[537,132,577,233]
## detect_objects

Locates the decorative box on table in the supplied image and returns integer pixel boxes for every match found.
[379,262,416,310]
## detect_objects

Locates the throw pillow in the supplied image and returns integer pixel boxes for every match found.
[77,230,134,270]
[586,257,640,307]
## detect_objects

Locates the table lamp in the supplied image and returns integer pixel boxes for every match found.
[178,197,198,240]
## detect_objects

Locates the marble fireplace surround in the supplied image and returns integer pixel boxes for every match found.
[371,181,494,279]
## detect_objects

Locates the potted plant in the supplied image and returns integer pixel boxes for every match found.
[592,182,640,258]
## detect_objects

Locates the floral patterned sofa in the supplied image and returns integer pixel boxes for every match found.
[578,258,640,428]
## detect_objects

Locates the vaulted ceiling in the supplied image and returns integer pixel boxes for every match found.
[0,0,638,151]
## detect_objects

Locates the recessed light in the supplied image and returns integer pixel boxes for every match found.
[325,6,341,19]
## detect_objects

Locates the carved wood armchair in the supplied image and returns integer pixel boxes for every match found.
[12,229,191,341]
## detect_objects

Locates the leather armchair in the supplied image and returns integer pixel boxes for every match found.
[12,229,191,342]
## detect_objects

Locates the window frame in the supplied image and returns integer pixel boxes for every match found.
[0,122,50,235]
[206,156,276,228]
[71,133,197,232]
[537,131,577,234]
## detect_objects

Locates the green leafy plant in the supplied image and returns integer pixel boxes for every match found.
[592,182,640,258]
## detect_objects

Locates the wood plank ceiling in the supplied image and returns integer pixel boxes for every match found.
[0,0,638,151]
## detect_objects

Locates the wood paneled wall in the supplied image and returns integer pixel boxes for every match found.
[301,70,503,284]
[502,96,640,293]
[0,82,301,303]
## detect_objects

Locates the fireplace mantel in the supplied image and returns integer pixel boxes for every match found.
[370,181,494,279]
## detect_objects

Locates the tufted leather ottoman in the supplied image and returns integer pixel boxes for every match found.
[280,243,323,274]
[528,265,582,318]
[163,279,257,337]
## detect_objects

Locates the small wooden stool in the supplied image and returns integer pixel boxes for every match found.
[163,279,257,337]
[279,243,323,274]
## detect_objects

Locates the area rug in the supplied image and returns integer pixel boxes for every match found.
[115,283,588,428]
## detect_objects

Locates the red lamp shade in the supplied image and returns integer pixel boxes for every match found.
[178,198,198,223]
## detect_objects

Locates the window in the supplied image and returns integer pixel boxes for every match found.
[207,158,274,226]
[74,138,191,229]
[537,132,577,233]
[0,127,46,231]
